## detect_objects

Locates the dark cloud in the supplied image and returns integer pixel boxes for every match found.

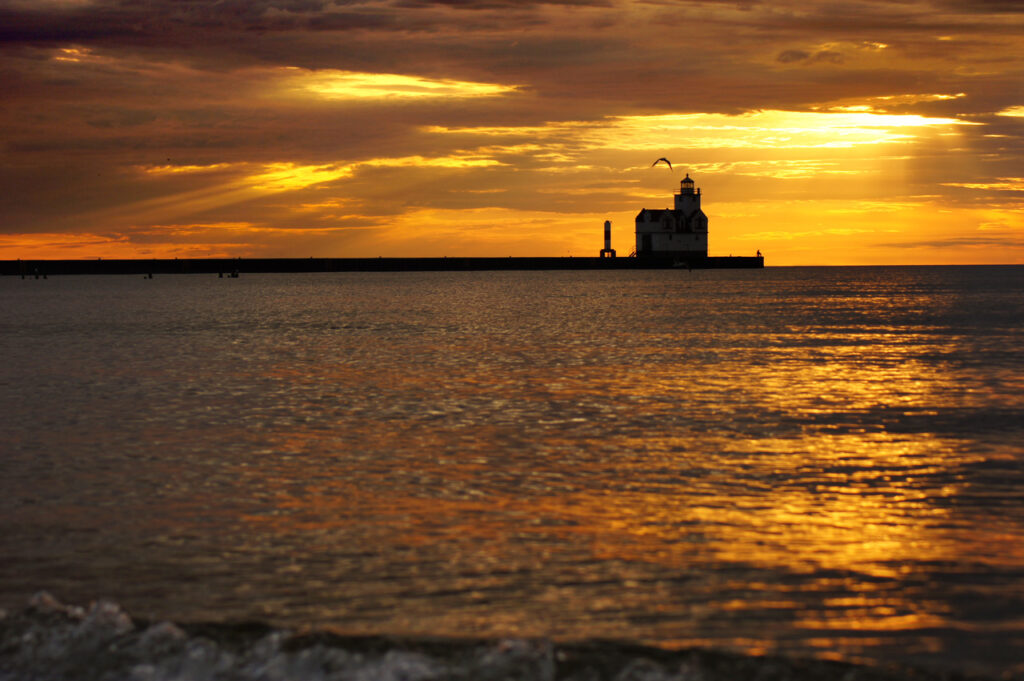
[933,0,1024,12]
[0,0,594,50]
[0,5,142,44]
[305,11,402,31]
[883,235,1024,249]
[776,49,845,64]
[394,0,611,7]
[0,1,371,51]
[812,50,844,64]
[777,49,810,63]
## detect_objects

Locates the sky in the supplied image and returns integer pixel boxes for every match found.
[1,0,1022,265]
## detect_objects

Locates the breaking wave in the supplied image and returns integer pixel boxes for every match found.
[0,593,996,681]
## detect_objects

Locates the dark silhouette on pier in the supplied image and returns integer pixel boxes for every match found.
[2,255,763,277]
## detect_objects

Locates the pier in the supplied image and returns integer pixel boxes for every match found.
[2,256,763,277]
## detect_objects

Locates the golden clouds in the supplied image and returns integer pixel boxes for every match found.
[52,47,91,63]
[280,68,518,101]
[871,93,966,104]
[997,106,1024,117]
[130,156,504,228]
[141,164,233,175]
[942,178,1024,191]
[248,163,354,192]
[2,0,1023,262]
[141,156,499,192]
[362,156,503,169]
[96,105,996,262]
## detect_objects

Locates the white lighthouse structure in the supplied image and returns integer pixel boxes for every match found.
[635,173,708,261]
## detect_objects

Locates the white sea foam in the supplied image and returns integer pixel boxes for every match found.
[0,594,975,681]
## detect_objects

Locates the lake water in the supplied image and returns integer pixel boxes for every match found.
[1,266,1023,678]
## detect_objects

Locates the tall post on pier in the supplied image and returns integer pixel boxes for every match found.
[600,220,616,258]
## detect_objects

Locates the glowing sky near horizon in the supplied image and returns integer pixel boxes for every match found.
[1,0,1022,264]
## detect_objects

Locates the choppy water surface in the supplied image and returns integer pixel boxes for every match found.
[1,266,1023,675]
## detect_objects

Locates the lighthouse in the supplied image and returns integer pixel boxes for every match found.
[635,173,709,262]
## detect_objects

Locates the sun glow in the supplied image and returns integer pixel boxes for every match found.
[595,111,971,150]
[712,199,1024,265]
[428,109,972,154]
[406,107,995,263]
[0,232,134,259]
[0,219,374,259]
[0,229,249,259]
[374,207,610,257]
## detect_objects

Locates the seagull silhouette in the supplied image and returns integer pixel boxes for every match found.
[651,157,672,171]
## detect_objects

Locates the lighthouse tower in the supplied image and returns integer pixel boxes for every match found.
[635,173,709,262]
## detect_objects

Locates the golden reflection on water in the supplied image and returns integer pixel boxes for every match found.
[214,280,1024,667]
[244,433,969,566]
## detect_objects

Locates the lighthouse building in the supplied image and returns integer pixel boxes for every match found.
[635,173,708,261]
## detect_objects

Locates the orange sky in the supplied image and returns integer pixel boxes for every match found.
[1,0,1022,265]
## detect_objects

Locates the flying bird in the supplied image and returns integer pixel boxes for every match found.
[652,157,672,171]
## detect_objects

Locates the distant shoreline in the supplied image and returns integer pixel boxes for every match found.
[1,255,763,276]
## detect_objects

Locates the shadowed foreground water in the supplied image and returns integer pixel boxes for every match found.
[1,266,1022,677]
